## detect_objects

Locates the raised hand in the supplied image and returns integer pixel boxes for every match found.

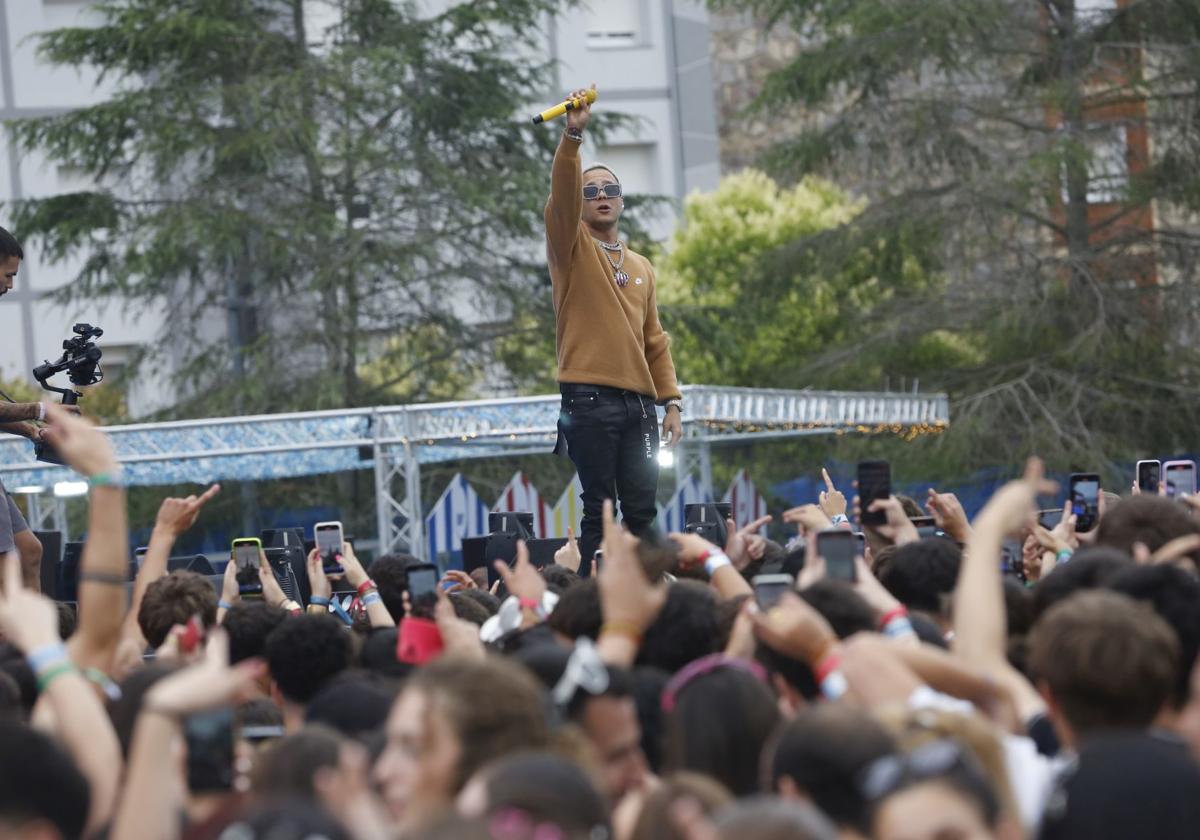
[566,83,596,133]
[154,484,221,538]
[306,548,333,602]
[866,496,921,545]
[42,401,119,478]
[724,515,773,571]
[782,504,832,537]
[554,526,582,573]
[0,552,60,652]
[818,468,847,518]
[143,630,266,718]
[493,541,547,604]
[925,489,970,542]
[745,592,837,668]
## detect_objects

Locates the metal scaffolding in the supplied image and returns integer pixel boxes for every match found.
[0,385,948,557]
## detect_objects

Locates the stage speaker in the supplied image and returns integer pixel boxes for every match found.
[167,554,216,575]
[34,530,63,597]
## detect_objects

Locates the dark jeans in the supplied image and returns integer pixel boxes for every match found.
[556,383,660,575]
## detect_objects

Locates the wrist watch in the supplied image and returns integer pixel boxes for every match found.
[665,399,683,414]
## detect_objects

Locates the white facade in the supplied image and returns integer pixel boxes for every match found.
[0,0,719,412]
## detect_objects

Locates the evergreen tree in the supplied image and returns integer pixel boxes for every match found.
[710,0,1200,472]
[9,0,571,416]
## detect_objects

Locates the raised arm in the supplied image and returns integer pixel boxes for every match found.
[0,553,123,833]
[39,403,129,675]
[122,485,221,649]
[112,631,265,840]
[954,458,1049,721]
[544,86,592,267]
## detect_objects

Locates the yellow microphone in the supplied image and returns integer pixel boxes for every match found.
[531,89,598,125]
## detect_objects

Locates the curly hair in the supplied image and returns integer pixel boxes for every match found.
[138,570,218,648]
[264,614,353,704]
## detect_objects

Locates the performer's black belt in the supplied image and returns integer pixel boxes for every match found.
[559,382,655,400]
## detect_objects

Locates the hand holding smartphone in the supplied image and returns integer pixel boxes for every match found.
[1163,460,1196,499]
[1067,473,1100,533]
[231,538,263,597]
[857,460,891,527]
[314,521,345,575]
[816,529,857,582]
[752,574,795,610]
[1136,460,1161,494]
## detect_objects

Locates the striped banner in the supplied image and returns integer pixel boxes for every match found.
[550,474,583,537]
[493,471,553,538]
[662,474,710,534]
[723,469,768,534]
[424,473,489,565]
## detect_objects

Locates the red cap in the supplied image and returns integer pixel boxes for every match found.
[396,617,445,665]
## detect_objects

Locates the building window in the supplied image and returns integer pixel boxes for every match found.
[591,143,657,197]
[586,0,643,49]
[1060,123,1129,205]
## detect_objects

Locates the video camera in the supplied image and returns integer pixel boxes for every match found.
[32,323,104,464]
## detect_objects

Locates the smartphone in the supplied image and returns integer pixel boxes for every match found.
[857,460,891,527]
[184,707,235,792]
[816,529,857,582]
[407,563,439,601]
[1136,460,1161,494]
[853,532,866,558]
[1067,473,1101,533]
[909,515,941,539]
[1163,460,1196,498]
[314,521,345,575]
[232,538,263,597]
[752,573,795,610]
[593,549,603,573]
[1037,508,1063,529]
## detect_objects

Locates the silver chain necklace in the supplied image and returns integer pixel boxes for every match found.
[594,238,629,287]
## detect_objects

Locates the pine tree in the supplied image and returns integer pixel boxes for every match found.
[10,0,571,415]
[710,0,1200,471]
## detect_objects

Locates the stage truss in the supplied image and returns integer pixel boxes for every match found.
[0,385,948,559]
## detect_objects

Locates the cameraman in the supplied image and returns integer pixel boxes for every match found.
[0,225,49,588]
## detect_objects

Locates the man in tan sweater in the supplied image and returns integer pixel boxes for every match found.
[547,85,682,568]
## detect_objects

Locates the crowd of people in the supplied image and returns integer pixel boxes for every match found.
[2,404,1200,840]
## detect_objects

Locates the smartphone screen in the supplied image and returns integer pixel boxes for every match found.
[1137,460,1161,494]
[1165,462,1196,498]
[752,574,795,610]
[857,460,891,527]
[315,522,344,575]
[1068,474,1100,533]
[817,530,857,582]
[233,541,262,596]
[407,565,438,600]
[185,707,234,792]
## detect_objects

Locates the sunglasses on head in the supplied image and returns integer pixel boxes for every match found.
[583,183,622,200]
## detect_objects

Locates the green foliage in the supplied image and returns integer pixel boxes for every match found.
[657,170,952,389]
[8,0,587,418]
[708,0,1200,470]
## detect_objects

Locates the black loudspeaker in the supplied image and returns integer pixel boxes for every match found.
[58,541,85,602]
[34,530,63,597]
[261,529,309,605]
[167,554,216,575]
[488,512,534,540]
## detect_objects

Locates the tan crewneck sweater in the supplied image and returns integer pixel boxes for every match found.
[544,136,681,402]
